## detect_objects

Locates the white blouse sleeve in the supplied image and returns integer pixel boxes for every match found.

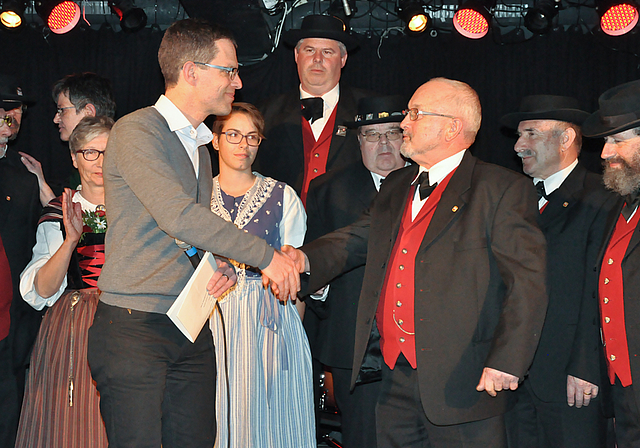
[280,184,307,248]
[19,221,67,311]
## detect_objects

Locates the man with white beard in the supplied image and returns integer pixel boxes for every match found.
[583,79,640,447]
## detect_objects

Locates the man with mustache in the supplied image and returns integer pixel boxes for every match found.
[255,14,369,205]
[284,77,548,447]
[501,95,613,448]
[0,76,40,448]
[583,80,640,445]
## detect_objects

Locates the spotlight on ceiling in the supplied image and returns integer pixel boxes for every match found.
[453,0,491,39]
[0,0,27,29]
[524,0,560,34]
[398,1,430,36]
[108,0,147,33]
[35,0,81,34]
[597,0,639,36]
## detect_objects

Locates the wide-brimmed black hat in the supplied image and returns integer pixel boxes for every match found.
[500,95,589,129]
[0,73,35,110]
[284,14,359,51]
[583,80,640,138]
[344,95,406,128]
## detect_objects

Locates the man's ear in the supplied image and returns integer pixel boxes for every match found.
[84,103,97,117]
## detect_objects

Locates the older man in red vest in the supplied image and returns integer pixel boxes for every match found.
[282,77,548,447]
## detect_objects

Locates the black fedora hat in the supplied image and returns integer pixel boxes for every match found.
[284,14,359,51]
[500,95,589,129]
[583,80,640,138]
[345,95,406,128]
[0,73,35,110]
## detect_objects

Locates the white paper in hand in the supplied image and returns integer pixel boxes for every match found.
[167,251,217,342]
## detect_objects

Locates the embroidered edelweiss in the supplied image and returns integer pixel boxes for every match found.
[266,210,271,215]
[254,218,259,222]
[277,201,282,206]
[265,230,269,234]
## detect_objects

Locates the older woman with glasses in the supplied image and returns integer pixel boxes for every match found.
[15,116,113,448]
[209,103,315,447]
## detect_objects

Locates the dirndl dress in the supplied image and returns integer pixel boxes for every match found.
[15,194,108,448]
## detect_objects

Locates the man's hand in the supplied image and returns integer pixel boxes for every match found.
[206,259,237,298]
[261,249,300,302]
[281,245,309,273]
[476,367,519,397]
[567,375,599,408]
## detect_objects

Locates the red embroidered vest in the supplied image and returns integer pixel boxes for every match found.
[376,169,456,369]
[600,209,640,386]
[300,107,338,206]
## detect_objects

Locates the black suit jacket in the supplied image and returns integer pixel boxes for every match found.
[301,151,549,425]
[255,85,370,194]
[527,164,616,402]
[304,160,378,368]
[0,149,42,368]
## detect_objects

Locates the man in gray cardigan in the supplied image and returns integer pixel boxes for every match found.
[87,19,299,448]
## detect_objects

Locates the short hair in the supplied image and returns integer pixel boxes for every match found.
[158,18,237,89]
[551,120,583,150]
[69,116,114,154]
[212,102,265,138]
[430,77,482,141]
[295,38,347,57]
[632,126,640,136]
[52,73,116,118]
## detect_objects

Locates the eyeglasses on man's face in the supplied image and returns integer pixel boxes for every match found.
[76,149,105,161]
[0,115,13,128]
[56,106,76,116]
[221,130,262,147]
[194,62,239,81]
[360,128,403,143]
[402,108,455,121]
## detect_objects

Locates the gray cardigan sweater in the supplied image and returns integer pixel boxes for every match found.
[98,107,274,313]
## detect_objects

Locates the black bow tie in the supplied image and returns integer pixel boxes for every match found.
[535,181,548,200]
[301,97,324,124]
[622,192,640,220]
[415,171,438,201]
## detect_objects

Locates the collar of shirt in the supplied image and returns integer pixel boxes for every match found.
[370,172,384,191]
[533,158,578,208]
[411,149,466,220]
[0,145,6,159]
[153,95,212,178]
[300,83,340,139]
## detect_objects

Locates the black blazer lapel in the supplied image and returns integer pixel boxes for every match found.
[419,152,474,252]
[386,165,419,246]
[326,87,357,168]
[537,164,586,230]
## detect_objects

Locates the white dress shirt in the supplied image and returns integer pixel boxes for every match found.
[411,150,466,220]
[300,83,340,140]
[153,95,213,179]
[533,158,578,210]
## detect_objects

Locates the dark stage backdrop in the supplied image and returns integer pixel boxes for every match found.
[4,24,640,190]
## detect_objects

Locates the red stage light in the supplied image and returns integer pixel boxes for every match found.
[601,3,639,35]
[47,0,80,34]
[453,8,490,38]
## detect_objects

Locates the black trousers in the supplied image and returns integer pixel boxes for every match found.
[0,335,21,448]
[87,302,216,448]
[376,354,506,448]
[612,378,640,447]
[505,379,607,448]
[332,366,380,448]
